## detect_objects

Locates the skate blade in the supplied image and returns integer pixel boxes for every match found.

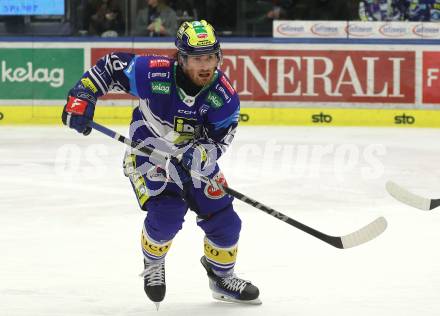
[212,292,262,305]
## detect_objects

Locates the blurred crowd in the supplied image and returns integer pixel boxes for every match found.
[359,0,440,22]
[1,0,440,37]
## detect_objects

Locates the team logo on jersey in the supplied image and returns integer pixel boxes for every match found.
[177,109,197,115]
[215,84,231,102]
[151,81,171,94]
[174,116,197,134]
[149,59,171,68]
[146,167,168,182]
[198,104,210,116]
[173,116,200,143]
[206,91,223,109]
[148,71,170,79]
[204,172,228,199]
[220,75,235,95]
[81,77,98,93]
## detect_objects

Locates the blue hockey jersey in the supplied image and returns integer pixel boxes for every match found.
[73,52,239,162]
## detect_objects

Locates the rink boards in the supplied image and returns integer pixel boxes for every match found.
[1,106,439,127]
[1,39,440,127]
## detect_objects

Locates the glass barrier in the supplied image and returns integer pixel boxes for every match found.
[0,0,366,37]
[1,0,438,38]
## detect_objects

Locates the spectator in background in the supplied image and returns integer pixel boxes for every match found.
[134,0,177,36]
[406,0,431,21]
[245,0,293,36]
[359,0,405,21]
[169,0,196,20]
[88,0,124,36]
[404,0,440,21]
[432,0,440,20]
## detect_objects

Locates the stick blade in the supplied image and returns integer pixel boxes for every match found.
[386,181,432,211]
[340,217,388,249]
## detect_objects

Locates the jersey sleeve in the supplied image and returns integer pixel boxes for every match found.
[124,56,172,99]
[69,53,173,101]
[198,74,240,161]
[69,52,135,99]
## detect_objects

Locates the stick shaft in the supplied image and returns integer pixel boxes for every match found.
[89,121,381,249]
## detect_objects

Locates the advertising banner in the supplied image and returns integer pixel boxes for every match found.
[423,51,440,104]
[92,48,415,104]
[222,49,415,103]
[0,41,439,127]
[273,21,348,38]
[274,20,440,40]
[0,48,83,100]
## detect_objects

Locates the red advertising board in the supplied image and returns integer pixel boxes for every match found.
[91,48,415,103]
[423,52,440,104]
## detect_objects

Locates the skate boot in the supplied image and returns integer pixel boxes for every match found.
[200,256,261,305]
[140,259,166,309]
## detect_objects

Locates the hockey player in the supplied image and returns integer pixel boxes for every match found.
[359,0,406,21]
[61,20,261,308]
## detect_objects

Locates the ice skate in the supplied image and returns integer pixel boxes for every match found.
[200,256,261,305]
[140,259,166,309]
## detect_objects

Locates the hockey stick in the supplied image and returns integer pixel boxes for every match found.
[89,121,387,249]
[386,181,440,211]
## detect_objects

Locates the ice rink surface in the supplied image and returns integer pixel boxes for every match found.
[1,125,440,316]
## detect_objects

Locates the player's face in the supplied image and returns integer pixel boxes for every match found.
[183,54,219,87]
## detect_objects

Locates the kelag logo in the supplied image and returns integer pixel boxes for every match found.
[239,113,249,122]
[1,61,64,87]
[0,48,83,100]
[394,113,415,125]
[312,112,332,123]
